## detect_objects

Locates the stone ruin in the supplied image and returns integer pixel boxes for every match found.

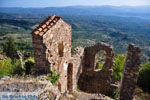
[31,15,141,99]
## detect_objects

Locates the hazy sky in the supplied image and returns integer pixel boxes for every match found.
[0,0,150,7]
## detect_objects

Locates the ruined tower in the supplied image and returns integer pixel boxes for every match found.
[31,15,72,92]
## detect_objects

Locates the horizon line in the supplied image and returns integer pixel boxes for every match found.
[0,4,150,8]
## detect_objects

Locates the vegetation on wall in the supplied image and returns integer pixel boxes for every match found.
[112,54,126,81]
[45,67,60,84]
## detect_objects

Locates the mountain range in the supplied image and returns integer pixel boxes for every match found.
[0,5,150,63]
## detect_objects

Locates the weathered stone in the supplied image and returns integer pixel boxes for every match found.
[32,15,71,93]
[0,54,5,60]
[0,76,10,80]
[78,42,114,94]
[31,15,142,98]
[119,44,141,100]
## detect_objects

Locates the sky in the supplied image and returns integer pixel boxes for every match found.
[0,0,150,7]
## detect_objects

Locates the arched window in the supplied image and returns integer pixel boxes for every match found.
[94,51,105,71]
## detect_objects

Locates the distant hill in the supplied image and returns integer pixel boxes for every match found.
[0,5,150,19]
[0,6,150,62]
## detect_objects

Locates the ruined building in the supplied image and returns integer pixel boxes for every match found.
[31,15,141,99]
[31,15,71,92]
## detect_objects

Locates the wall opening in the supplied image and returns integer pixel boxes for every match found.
[67,63,73,92]
[94,51,105,70]
[58,42,64,57]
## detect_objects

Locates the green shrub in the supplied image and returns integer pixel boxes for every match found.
[0,59,13,76]
[50,73,60,84]
[12,59,24,75]
[0,59,23,77]
[45,67,60,84]
[107,88,119,99]
[137,62,150,93]
[113,54,126,81]
[24,57,35,75]
[99,63,103,69]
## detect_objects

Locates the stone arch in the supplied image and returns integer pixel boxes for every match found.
[82,42,114,72]
[78,43,114,94]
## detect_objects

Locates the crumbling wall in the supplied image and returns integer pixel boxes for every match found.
[32,15,142,96]
[32,16,72,93]
[78,43,114,94]
[70,47,84,92]
[119,44,141,100]
[32,34,49,74]
[42,18,72,93]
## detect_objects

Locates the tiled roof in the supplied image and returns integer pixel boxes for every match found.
[31,15,61,36]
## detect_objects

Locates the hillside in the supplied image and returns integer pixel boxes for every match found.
[0,6,150,62]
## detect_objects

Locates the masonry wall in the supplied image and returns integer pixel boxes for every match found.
[78,43,114,94]
[119,44,141,100]
[32,34,50,74]
[70,47,84,92]
[42,19,72,93]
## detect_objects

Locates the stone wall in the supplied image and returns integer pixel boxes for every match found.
[32,34,49,74]
[43,18,71,93]
[70,47,84,92]
[32,16,72,93]
[78,43,114,94]
[32,15,142,97]
[119,44,141,100]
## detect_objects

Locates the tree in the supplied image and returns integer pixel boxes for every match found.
[137,62,150,92]
[2,37,17,59]
[112,54,126,81]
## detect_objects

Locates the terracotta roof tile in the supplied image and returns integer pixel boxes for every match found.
[43,28,48,32]
[34,30,40,35]
[46,21,50,25]
[48,19,52,22]
[31,15,61,36]
[50,23,54,26]
[39,32,44,36]
[41,24,47,28]
[47,25,51,28]
[38,28,43,31]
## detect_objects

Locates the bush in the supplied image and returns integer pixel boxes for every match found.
[24,57,35,75]
[45,67,60,84]
[0,59,23,77]
[12,59,24,75]
[107,88,119,99]
[113,54,126,81]
[137,62,150,93]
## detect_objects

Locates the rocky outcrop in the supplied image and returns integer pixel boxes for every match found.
[0,76,61,100]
